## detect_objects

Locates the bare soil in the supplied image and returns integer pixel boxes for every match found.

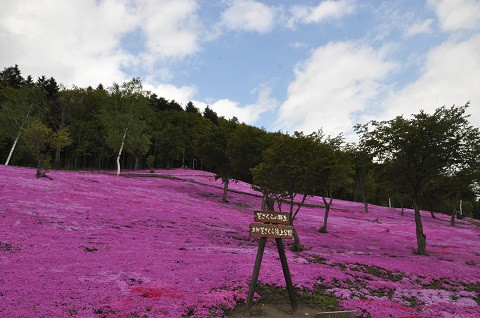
[230,302,326,317]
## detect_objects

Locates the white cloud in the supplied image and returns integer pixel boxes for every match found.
[276,41,395,138]
[382,34,480,127]
[288,0,355,27]
[219,0,276,33]
[428,0,480,31]
[144,83,197,105]
[193,86,277,124]
[138,0,200,61]
[0,0,202,87]
[0,0,138,87]
[405,19,434,37]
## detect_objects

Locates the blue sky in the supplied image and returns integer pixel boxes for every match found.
[1,0,479,140]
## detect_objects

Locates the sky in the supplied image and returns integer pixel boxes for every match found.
[1,0,479,140]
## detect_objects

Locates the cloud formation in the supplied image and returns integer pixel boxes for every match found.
[0,0,138,87]
[276,41,395,138]
[138,0,200,61]
[288,0,355,27]
[219,0,276,34]
[0,0,201,87]
[193,85,277,124]
[428,0,480,31]
[383,34,480,127]
[405,19,434,37]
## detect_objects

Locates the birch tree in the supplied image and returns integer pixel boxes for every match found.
[102,78,151,175]
[1,85,46,165]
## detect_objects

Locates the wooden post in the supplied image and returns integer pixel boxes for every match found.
[276,238,298,311]
[244,237,267,316]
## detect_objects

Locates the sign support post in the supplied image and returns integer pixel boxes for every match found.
[244,210,297,316]
[275,237,298,311]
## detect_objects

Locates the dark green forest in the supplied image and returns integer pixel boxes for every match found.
[1,65,479,252]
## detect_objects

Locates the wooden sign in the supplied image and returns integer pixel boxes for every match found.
[249,223,295,239]
[245,209,298,315]
[254,210,290,225]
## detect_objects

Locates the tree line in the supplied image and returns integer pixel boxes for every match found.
[1,65,479,255]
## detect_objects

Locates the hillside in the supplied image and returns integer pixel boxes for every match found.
[0,166,479,317]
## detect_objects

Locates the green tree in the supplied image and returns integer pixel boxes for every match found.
[196,118,237,202]
[185,101,200,114]
[227,124,270,183]
[347,146,377,213]
[23,121,52,178]
[0,65,25,89]
[101,78,152,175]
[1,84,47,165]
[311,133,353,233]
[356,104,480,255]
[252,132,318,251]
[203,106,219,124]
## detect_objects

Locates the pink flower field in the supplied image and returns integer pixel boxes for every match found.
[0,166,479,317]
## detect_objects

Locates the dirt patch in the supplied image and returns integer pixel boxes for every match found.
[230,302,323,317]
[229,284,340,317]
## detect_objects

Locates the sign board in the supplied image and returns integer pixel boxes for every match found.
[249,223,295,239]
[245,210,298,314]
[254,210,290,225]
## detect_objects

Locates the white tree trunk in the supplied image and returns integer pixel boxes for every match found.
[5,131,21,166]
[116,128,128,176]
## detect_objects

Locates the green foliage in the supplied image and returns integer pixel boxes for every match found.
[203,106,219,124]
[23,121,53,177]
[0,84,47,141]
[227,124,270,183]
[196,118,236,178]
[23,120,52,158]
[356,104,480,253]
[51,128,73,151]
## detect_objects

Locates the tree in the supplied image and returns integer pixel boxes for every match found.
[356,104,480,255]
[154,124,185,169]
[185,101,200,114]
[196,118,237,202]
[227,124,270,183]
[1,84,47,165]
[347,146,377,213]
[0,65,25,89]
[310,133,353,233]
[50,128,73,167]
[252,132,318,251]
[101,78,152,175]
[23,121,52,178]
[203,106,219,124]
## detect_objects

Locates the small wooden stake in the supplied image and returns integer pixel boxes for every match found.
[244,237,267,316]
[276,238,298,311]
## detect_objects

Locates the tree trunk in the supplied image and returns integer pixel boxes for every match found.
[430,211,436,219]
[116,128,128,176]
[134,156,139,170]
[221,177,229,202]
[261,194,274,211]
[413,198,427,255]
[320,196,333,233]
[363,194,369,213]
[450,209,456,226]
[401,205,404,216]
[292,230,301,251]
[36,153,44,178]
[54,147,61,168]
[459,200,463,218]
[5,131,21,165]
